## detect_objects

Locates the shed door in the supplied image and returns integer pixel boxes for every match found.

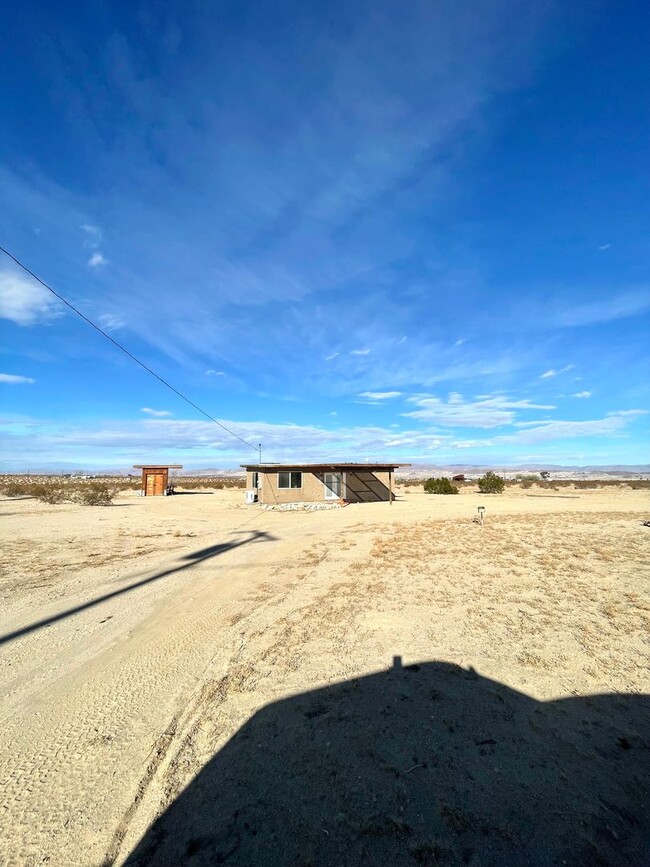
[146,472,165,496]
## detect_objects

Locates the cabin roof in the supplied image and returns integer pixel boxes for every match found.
[240,462,410,471]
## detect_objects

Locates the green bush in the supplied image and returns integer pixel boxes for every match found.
[424,477,459,495]
[76,482,116,506]
[477,471,505,494]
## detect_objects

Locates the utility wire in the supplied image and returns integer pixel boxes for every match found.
[0,245,259,453]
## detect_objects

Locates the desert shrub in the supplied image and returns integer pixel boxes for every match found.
[76,482,116,506]
[2,482,28,497]
[477,471,505,494]
[424,477,459,495]
[29,483,68,504]
[514,473,538,490]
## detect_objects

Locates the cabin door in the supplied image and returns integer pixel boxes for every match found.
[324,472,343,500]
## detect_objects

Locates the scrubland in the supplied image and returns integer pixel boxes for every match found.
[0,483,648,865]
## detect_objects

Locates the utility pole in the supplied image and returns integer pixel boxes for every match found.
[258,443,262,465]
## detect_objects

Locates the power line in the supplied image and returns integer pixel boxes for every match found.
[0,245,259,454]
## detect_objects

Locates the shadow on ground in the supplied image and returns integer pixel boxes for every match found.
[0,530,275,646]
[125,658,648,866]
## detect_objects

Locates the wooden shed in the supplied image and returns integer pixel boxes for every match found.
[133,465,183,496]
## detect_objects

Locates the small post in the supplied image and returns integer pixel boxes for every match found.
[258,443,262,465]
[477,505,485,526]
[389,469,393,505]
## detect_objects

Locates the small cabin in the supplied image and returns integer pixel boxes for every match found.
[133,464,183,496]
[240,463,410,506]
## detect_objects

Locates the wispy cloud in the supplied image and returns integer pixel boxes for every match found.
[540,365,574,379]
[553,292,650,327]
[5,405,644,470]
[350,348,371,356]
[0,270,62,326]
[97,313,123,330]
[359,391,401,400]
[0,373,35,384]
[88,252,108,268]
[205,369,225,377]
[404,393,555,428]
[81,224,102,243]
[141,407,172,417]
[572,391,592,398]
[324,352,340,362]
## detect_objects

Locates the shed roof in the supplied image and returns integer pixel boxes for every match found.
[133,464,184,469]
[240,462,410,471]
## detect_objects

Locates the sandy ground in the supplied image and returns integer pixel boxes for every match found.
[0,486,648,866]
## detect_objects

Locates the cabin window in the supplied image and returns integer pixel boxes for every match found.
[251,471,260,489]
[278,471,302,489]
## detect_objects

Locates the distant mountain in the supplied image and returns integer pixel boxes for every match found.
[6,463,648,478]
[394,463,650,479]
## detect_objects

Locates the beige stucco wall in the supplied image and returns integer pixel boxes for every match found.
[259,471,325,504]
[245,469,394,504]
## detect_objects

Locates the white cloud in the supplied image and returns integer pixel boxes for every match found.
[607,409,648,417]
[553,292,650,327]
[98,313,124,330]
[598,243,611,250]
[81,224,101,242]
[88,252,108,268]
[141,407,173,417]
[324,352,340,361]
[359,391,401,400]
[452,439,492,449]
[504,413,639,443]
[540,365,574,379]
[403,393,556,429]
[1,406,646,470]
[0,373,35,384]
[205,369,226,376]
[350,348,370,356]
[0,270,62,326]
[573,391,592,399]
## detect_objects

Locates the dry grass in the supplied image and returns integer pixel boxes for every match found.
[227,510,650,700]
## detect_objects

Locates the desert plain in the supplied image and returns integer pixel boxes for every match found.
[0,482,648,865]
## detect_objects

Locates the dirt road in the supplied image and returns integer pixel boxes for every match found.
[1,487,648,865]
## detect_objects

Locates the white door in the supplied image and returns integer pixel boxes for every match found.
[324,472,343,499]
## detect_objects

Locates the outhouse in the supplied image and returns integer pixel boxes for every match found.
[133,464,183,496]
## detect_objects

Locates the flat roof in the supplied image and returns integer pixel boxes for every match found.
[240,462,410,471]
[133,465,184,469]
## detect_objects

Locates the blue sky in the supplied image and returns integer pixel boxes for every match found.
[1,0,649,470]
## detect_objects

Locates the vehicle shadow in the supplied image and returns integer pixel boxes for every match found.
[0,530,276,647]
[124,657,649,867]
